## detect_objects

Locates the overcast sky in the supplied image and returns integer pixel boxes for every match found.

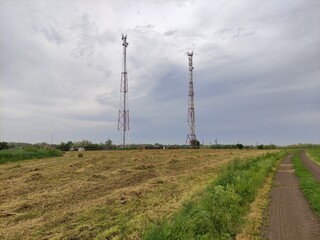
[0,0,319,146]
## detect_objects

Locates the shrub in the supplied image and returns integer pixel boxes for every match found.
[0,142,9,150]
[190,139,200,149]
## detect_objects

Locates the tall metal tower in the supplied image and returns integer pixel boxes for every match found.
[186,51,197,146]
[118,34,129,148]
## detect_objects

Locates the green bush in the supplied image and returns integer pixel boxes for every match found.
[143,151,286,239]
[0,141,9,150]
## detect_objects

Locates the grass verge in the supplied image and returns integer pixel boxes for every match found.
[292,152,320,215]
[235,160,279,240]
[307,147,320,164]
[142,151,286,239]
[0,148,62,164]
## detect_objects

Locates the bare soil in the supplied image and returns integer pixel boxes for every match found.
[263,154,320,240]
[300,151,320,181]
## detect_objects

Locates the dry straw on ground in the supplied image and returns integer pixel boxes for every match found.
[0,149,274,239]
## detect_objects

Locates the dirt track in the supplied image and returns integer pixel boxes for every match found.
[263,153,320,240]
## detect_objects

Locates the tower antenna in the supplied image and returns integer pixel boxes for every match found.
[118,34,129,148]
[186,51,197,147]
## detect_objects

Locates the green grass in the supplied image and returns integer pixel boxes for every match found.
[292,152,320,215]
[142,151,286,240]
[307,147,320,164]
[0,148,62,164]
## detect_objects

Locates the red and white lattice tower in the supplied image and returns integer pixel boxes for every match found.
[186,51,197,146]
[118,34,129,147]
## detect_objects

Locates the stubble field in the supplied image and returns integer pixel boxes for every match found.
[0,149,275,239]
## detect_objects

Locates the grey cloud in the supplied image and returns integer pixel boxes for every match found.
[164,30,177,36]
[149,64,185,101]
[40,26,64,44]
[98,31,116,44]
[95,92,118,106]
[70,12,113,77]
[134,24,155,33]
[1,0,319,145]
[214,27,255,39]
[72,13,97,59]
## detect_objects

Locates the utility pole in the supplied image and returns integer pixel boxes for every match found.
[186,51,197,146]
[118,34,129,148]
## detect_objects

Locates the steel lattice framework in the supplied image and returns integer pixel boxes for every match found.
[186,51,197,145]
[118,34,129,147]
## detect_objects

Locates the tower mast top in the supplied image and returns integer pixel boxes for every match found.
[118,34,130,148]
[186,51,197,147]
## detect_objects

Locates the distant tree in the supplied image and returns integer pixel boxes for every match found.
[73,140,92,150]
[190,139,200,149]
[257,144,264,149]
[85,143,103,151]
[0,142,9,150]
[56,142,70,151]
[36,142,51,149]
[236,143,244,149]
[105,139,113,150]
[154,143,164,149]
[265,144,276,149]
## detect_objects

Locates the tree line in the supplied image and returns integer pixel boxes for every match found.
[1,141,318,152]
[56,139,114,151]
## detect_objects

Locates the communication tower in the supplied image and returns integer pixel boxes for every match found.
[118,34,129,147]
[186,51,197,146]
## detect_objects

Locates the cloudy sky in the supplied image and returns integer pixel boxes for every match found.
[0,0,319,146]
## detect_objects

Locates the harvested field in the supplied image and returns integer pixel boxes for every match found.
[0,149,274,239]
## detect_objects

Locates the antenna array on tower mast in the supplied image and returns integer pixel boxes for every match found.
[118,34,129,148]
[186,51,197,146]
